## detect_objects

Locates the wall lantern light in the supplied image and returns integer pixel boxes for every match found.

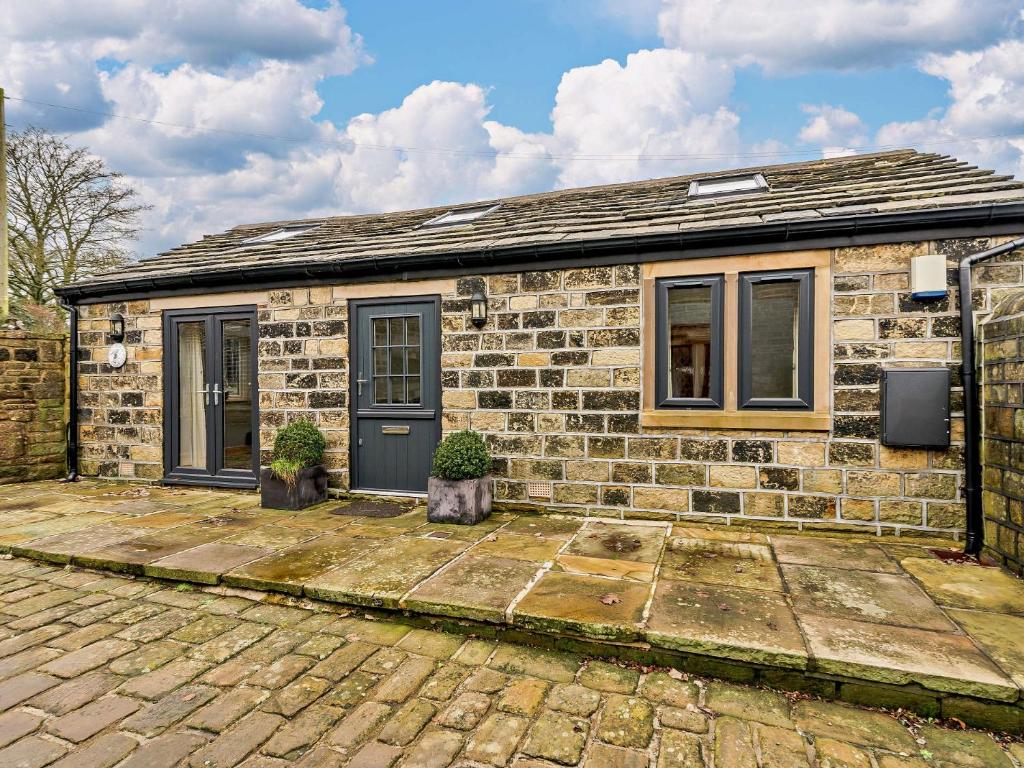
[109,312,125,343]
[470,291,488,329]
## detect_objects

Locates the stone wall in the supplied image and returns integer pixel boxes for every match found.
[440,238,1012,536]
[0,331,66,483]
[980,291,1024,575]
[73,236,1024,538]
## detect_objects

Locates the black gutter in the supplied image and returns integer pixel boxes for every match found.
[55,202,1024,304]
[57,297,79,482]
[961,235,1024,555]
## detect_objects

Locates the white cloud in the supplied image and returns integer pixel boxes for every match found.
[32,42,743,255]
[330,81,555,212]
[0,0,365,134]
[8,0,363,69]
[7,0,1022,264]
[79,60,331,177]
[877,39,1024,177]
[0,42,109,131]
[0,0,368,253]
[548,49,740,187]
[97,81,558,253]
[798,104,868,158]
[656,0,1021,73]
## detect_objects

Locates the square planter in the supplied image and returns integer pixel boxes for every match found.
[427,475,493,525]
[260,465,329,510]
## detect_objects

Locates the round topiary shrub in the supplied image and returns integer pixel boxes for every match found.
[270,420,326,485]
[431,430,491,481]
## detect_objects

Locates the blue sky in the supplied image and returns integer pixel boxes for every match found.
[2,0,1022,255]
[320,1,950,147]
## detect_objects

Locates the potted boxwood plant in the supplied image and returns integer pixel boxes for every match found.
[428,430,493,525]
[260,420,329,510]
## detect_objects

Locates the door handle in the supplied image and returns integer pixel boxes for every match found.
[357,378,368,396]
[199,384,210,406]
[211,383,221,406]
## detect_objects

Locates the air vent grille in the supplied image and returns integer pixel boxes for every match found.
[526,482,552,500]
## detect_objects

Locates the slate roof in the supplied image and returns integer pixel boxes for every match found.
[68,150,1024,296]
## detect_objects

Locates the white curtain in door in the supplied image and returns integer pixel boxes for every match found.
[178,324,207,467]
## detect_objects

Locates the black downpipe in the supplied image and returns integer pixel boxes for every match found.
[58,299,79,482]
[960,236,1024,555]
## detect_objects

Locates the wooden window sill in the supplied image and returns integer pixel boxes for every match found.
[640,409,831,431]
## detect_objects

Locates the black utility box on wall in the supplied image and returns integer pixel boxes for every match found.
[880,367,951,449]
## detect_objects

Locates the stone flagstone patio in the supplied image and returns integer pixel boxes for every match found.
[2,479,1024,732]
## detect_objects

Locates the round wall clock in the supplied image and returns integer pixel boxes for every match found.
[107,343,127,369]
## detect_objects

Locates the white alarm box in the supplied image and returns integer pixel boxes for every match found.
[910,252,948,300]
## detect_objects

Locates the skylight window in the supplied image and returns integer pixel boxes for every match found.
[243,224,318,244]
[688,174,768,198]
[421,204,499,228]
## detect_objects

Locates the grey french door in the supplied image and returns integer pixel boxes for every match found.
[163,306,259,488]
[351,297,441,493]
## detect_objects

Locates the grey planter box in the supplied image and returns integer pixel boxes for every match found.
[260,465,328,510]
[427,475,493,525]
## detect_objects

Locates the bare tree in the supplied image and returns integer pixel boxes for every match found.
[6,127,150,304]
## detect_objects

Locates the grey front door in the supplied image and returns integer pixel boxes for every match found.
[351,297,441,493]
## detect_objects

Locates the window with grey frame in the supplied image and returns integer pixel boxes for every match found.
[738,268,814,410]
[655,275,724,408]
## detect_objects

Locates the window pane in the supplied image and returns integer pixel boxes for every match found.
[406,316,420,346]
[666,285,713,399]
[389,317,405,345]
[389,376,405,404]
[373,318,388,347]
[221,320,252,470]
[406,347,420,375]
[749,281,799,399]
[374,347,388,375]
[407,376,421,404]
[389,347,405,375]
[374,377,388,404]
[177,322,207,468]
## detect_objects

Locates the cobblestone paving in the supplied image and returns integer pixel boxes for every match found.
[0,557,1020,767]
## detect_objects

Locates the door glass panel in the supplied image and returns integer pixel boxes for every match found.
[373,347,387,375]
[666,285,713,399]
[749,281,799,398]
[389,346,405,375]
[389,317,404,345]
[177,322,207,468]
[371,313,423,405]
[390,376,405,404]
[221,319,253,469]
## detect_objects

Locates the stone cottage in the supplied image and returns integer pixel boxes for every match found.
[56,150,1024,553]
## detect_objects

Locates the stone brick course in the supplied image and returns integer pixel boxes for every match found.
[0,331,65,484]
[74,238,1024,536]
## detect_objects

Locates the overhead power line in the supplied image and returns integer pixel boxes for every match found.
[4,93,1022,163]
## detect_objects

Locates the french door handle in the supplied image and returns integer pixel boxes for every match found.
[212,383,221,406]
[357,378,368,396]
[200,384,210,406]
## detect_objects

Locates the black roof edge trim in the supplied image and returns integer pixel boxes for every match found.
[56,202,1024,305]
